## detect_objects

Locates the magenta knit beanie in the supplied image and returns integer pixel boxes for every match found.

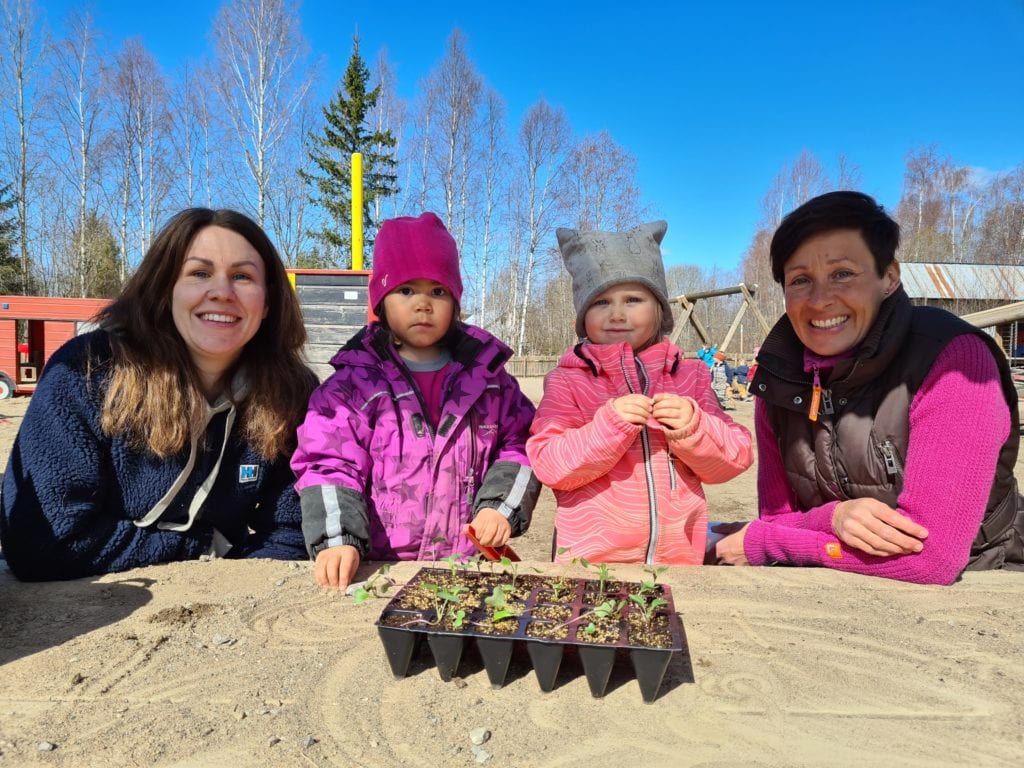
[369,212,463,311]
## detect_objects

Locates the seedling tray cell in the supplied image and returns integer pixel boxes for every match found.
[374,567,685,702]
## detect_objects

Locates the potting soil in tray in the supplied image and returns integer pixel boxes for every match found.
[374,567,684,703]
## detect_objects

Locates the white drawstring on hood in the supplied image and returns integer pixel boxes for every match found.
[134,373,249,556]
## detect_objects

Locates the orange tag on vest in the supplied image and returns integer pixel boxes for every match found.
[808,383,822,422]
[825,542,842,559]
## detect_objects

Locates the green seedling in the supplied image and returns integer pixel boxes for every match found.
[629,565,669,625]
[420,582,469,627]
[560,547,615,595]
[483,585,524,623]
[562,598,625,633]
[351,564,395,604]
[441,553,466,577]
[427,535,447,567]
[594,562,614,594]
[499,555,519,590]
[627,592,668,625]
[638,565,668,592]
[549,578,570,602]
[557,545,591,572]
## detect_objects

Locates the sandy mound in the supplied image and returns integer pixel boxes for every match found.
[1,392,1022,767]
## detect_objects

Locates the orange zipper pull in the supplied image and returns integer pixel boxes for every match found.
[808,366,822,422]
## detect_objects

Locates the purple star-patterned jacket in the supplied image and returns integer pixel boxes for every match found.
[291,322,540,561]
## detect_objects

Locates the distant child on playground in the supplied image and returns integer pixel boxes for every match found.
[526,221,753,564]
[292,212,540,589]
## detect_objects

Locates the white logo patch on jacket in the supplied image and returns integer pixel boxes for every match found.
[238,464,260,484]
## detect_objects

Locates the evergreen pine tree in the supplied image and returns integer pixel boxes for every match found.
[0,184,23,294]
[74,211,122,298]
[301,35,398,268]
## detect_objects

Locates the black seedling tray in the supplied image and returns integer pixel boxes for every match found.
[375,567,685,703]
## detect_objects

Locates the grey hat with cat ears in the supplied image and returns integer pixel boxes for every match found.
[556,220,673,339]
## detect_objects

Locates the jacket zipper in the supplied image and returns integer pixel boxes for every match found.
[620,354,660,565]
[467,408,477,503]
[395,355,439,553]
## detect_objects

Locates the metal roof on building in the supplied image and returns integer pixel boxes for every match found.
[900,263,1024,301]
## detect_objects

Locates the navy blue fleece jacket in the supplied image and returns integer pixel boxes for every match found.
[0,331,307,581]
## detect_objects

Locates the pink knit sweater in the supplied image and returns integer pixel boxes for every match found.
[746,333,1012,585]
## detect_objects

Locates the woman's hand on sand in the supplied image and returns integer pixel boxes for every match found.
[471,507,512,547]
[612,394,654,425]
[832,498,928,556]
[715,524,751,565]
[314,544,361,590]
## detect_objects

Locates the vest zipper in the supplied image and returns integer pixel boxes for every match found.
[878,439,904,478]
[821,388,834,415]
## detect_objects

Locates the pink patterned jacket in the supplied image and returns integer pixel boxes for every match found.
[528,340,753,564]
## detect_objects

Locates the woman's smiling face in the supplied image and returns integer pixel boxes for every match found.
[782,229,900,357]
[171,225,268,390]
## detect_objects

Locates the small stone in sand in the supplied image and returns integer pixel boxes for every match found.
[470,727,492,746]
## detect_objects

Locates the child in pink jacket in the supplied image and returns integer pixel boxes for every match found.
[527,221,753,565]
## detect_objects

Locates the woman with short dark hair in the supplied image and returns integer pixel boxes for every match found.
[715,191,1022,583]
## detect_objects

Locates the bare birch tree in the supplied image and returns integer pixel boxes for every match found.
[0,0,46,292]
[105,39,169,277]
[266,93,315,265]
[169,62,207,208]
[565,130,645,232]
[368,48,406,220]
[515,99,570,355]
[412,82,436,213]
[976,164,1024,266]
[211,0,312,225]
[475,88,505,328]
[897,146,980,263]
[427,31,481,252]
[49,8,104,296]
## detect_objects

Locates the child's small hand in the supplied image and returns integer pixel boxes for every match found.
[612,394,654,426]
[651,392,696,432]
[472,508,512,547]
[314,544,361,590]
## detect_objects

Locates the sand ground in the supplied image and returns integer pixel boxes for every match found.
[1,387,1022,767]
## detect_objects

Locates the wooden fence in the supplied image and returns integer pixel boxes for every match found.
[506,355,560,378]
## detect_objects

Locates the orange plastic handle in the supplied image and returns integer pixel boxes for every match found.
[462,524,520,562]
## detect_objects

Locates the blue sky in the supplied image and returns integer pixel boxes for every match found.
[41,0,1024,271]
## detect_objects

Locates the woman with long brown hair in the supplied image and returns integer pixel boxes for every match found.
[1,208,317,580]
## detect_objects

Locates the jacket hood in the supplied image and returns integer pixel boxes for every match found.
[557,339,682,378]
[331,321,513,374]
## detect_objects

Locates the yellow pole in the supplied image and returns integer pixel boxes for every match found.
[351,152,364,270]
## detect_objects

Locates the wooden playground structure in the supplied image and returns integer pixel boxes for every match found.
[667,283,772,355]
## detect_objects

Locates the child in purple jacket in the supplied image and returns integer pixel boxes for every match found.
[292,212,540,590]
